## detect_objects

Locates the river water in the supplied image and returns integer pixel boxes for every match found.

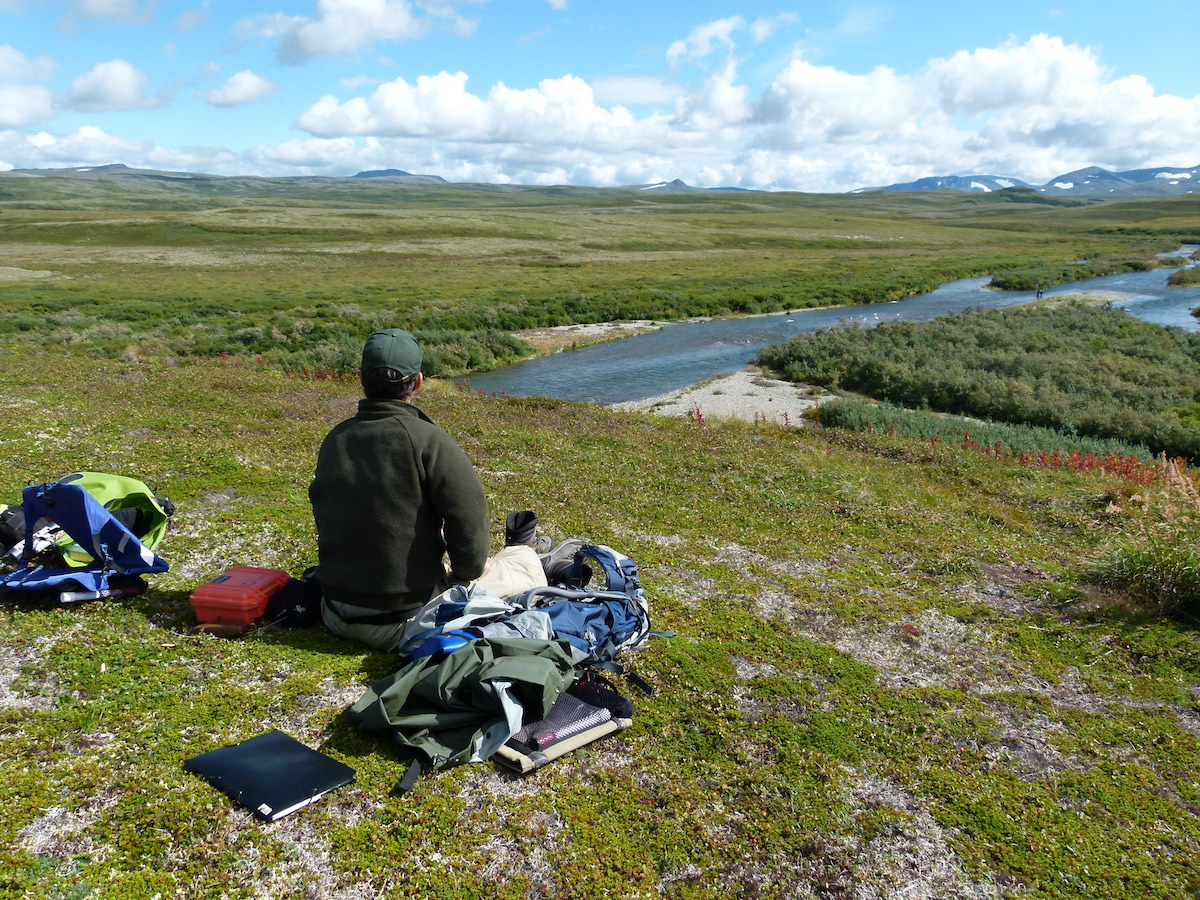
[467,249,1200,406]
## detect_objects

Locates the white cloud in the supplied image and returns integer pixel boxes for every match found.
[197,70,278,107]
[176,2,211,34]
[71,0,136,17]
[298,71,481,138]
[673,57,750,132]
[545,0,568,9]
[66,0,147,24]
[789,8,889,66]
[0,86,56,127]
[977,73,1200,173]
[918,36,1200,176]
[702,34,1200,189]
[4,21,1196,194]
[67,60,158,112]
[279,31,1200,192]
[667,17,745,67]
[0,45,57,83]
[827,7,888,41]
[242,0,449,64]
[340,74,384,90]
[590,76,680,107]
[298,71,675,154]
[142,143,242,174]
[327,138,692,188]
[19,124,150,163]
[517,26,552,46]
[752,59,916,146]
[749,12,798,43]
[0,125,247,176]
[253,136,365,168]
[927,34,1107,112]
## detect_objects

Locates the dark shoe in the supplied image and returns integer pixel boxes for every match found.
[568,677,635,718]
[546,559,591,589]
[539,539,588,586]
[505,510,539,546]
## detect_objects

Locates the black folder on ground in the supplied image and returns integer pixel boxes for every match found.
[184,729,355,821]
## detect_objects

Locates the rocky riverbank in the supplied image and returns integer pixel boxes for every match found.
[609,367,831,427]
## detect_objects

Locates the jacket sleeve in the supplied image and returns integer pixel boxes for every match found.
[423,433,490,581]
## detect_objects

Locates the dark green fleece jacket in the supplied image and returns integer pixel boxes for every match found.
[309,398,490,612]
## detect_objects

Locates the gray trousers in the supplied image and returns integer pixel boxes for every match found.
[321,544,547,651]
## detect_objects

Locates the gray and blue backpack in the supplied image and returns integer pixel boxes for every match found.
[349,539,662,787]
[515,541,651,666]
[390,541,652,667]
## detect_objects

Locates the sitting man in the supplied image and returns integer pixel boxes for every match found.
[309,328,547,650]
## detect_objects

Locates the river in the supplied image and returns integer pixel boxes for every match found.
[466,249,1200,406]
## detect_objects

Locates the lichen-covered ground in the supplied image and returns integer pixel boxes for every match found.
[1,346,1197,899]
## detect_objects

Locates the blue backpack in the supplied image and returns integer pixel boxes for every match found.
[0,473,171,600]
[354,541,662,788]
[393,542,653,668]
[515,543,655,681]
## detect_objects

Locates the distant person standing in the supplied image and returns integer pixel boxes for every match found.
[309,328,546,651]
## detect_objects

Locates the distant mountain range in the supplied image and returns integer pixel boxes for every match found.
[859,165,1200,197]
[351,168,447,183]
[627,178,756,194]
[3,163,453,186]
[3,162,1198,199]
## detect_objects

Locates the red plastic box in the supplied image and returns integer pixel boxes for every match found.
[189,566,291,625]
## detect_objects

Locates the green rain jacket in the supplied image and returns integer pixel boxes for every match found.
[350,637,576,768]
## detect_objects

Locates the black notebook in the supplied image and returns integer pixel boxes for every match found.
[184,729,355,821]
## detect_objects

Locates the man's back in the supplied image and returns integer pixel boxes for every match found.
[309,397,489,613]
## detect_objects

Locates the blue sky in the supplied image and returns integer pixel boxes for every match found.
[1,0,1197,191]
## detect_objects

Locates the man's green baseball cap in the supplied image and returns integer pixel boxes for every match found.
[361,328,423,378]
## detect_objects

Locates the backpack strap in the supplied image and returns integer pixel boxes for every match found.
[516,585,632,604]
[577,544,641,594]
[588,660,655,696]
[393,757,424,795]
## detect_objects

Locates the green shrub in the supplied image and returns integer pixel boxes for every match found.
[758,304,1200,461]
[1085,462,1200,618]
[1167,266,1200,287]
[988,254,1156,291]
[817,397,1158,460]
[1088,530,1200,618]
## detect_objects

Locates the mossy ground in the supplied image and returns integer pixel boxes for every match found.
[1,345,1197,899]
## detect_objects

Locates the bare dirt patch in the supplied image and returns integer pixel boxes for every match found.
[459,771,566,896]
[233,798,380,900]
[18,787,121,862]
[839,774,1012,900]
[0,265,61,282]
[962,564,1051,616]
[822,607,1020,693]
[0,635,64,710]
[516,321,664,354]
[979,698,1077,781]
[612,368,832,427]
